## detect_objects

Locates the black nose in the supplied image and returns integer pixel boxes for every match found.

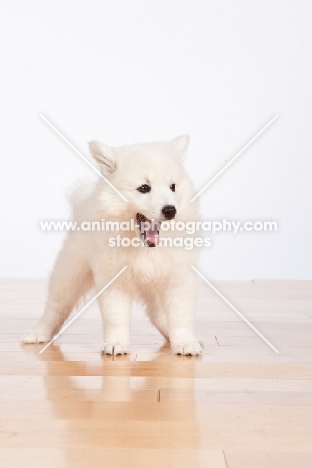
[162,205,176,220]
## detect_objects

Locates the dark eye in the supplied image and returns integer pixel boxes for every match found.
[170,183,175,192]
[137,184,151,193]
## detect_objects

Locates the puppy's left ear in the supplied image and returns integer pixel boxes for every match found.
[169,135,190,160]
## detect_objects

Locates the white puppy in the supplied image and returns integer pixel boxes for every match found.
[23,136,203,355]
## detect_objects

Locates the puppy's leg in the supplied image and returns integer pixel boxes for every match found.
[165,270,202,356]
[23,237,93,343]
[97,285,131,355]
[146,298,169,341]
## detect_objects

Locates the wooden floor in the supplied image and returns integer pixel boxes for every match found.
[0,279,312,467]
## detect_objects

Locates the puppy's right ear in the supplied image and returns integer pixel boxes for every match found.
[89,141,117,175]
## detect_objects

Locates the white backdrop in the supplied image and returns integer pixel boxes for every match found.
[0,0,311,279]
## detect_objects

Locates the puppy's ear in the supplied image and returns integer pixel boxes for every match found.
[89,141,117,174]
[169,135,190,160]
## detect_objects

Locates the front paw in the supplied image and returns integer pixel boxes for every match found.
[101,342,129,355]
[171,340,203,356]
[22,330,52,344]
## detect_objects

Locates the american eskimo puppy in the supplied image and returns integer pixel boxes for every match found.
[23,136,203,355]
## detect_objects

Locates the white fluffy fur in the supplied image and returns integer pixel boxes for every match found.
[23,136,202,355]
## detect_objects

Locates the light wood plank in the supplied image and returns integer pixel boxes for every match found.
[0,401,311,424]
[160,389,312,405]
[2,360,312,379]
[0,386,157,402]
[225,451,312,468]
[1,375,312,391]
[0,448,226,468]
[1,419,312,451]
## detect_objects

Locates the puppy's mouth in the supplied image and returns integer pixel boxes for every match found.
[136,213,160,248]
